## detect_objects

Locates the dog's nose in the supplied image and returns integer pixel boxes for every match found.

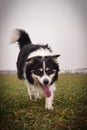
[43,79,49,85]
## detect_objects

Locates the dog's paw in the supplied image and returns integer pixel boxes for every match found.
[45,106,53,110]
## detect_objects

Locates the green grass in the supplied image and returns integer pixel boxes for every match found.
[0,74,87,130]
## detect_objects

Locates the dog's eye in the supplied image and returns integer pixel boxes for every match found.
[46,69,56,75]
[31,69,43,76]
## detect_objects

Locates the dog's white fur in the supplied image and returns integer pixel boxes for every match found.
[27,47,55,59]
[24,57,56,110]
[11,29,60,110]
[25,78,56,110]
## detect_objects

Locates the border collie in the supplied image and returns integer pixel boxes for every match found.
[11,29,60,110]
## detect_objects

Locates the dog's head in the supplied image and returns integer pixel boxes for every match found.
[25,55,60,98]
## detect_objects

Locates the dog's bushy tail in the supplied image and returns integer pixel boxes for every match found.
[11,29,32,49]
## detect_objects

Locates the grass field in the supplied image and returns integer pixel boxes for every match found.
[0,74,87,130]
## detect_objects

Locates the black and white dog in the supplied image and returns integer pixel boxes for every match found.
[11,29,60,110]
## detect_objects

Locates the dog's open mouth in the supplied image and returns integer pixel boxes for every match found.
[42,85,51,98]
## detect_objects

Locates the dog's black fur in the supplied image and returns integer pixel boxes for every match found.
[12,29,60,109]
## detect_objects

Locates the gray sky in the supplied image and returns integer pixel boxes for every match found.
[0,0,87,70]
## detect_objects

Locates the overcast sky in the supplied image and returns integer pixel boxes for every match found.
[0,0,87,70]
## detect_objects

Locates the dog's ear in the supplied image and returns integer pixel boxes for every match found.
[51,55,60,63]
[52,55,61,59]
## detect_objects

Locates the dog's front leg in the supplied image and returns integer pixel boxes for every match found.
[45,94,54,110]
[45,84,56,110]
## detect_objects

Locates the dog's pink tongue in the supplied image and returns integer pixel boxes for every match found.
[43,86,51,98]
